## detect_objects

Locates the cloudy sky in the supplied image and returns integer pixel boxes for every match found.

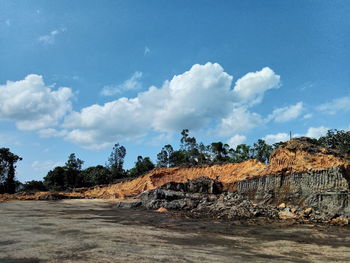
[1,1,350,182]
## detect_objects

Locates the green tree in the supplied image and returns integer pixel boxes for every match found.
[251,139,273,163]
[232,144,252,163]
[210,142,230,162]
[318,129,350,154]
[43,166,66,191]
[65,153,84,188]
[129,156,155,177]
[80,165,112,187]
[169,150,187,167]
[157,144,174,168]
[107,143,127,180]
[0,148,22,194]
[21,180,47,192]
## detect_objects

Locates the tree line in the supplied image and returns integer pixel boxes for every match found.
[1,129,349,194]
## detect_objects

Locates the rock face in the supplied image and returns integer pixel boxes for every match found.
[140,177,221,210]
[133,177,349,223]
[236,167,350,216]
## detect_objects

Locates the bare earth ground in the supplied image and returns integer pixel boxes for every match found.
[0,200,350,263]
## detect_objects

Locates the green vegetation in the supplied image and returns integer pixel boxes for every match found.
[0,148,22,194]
[1,129,349,194]
[156,130,274,167]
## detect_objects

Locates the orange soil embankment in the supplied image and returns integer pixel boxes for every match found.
[82,138,350,199]
[1,138,349,201]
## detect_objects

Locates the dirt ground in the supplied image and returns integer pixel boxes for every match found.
[0,200,350,263]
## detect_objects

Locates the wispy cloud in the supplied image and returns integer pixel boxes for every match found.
[101,71,143,96]
[317,96,350,115]
[5,19,10,26]
[144,46,150,55]
[31,160,63,172]
[38,28,66,45]
[267,102,304,123]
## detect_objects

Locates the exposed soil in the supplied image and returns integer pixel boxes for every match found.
[0,200,350,262]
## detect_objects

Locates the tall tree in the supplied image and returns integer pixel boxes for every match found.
[157,144,174,168]
[232,144,252,163]
[43,166,66,191]
[107,143,127,180]
[210,142,230,162]
[251,139,273,163]
[0,148,22,194]
[65,153,84,188]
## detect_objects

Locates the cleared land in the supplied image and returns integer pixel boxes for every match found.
[0,200,350,263]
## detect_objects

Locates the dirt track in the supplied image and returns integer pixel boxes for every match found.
[0,200,350,263]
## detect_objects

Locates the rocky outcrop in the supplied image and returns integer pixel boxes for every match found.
[128,177,349,224]
[234,167,350,217]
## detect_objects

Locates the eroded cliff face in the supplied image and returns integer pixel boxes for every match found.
[232,138,350,216]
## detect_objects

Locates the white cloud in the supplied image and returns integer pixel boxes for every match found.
[305,126,329,138]
[263,133,290,144]
[0,74,73,130]
[101,72,142,96]
[38,128,68,138]
[267,102,304,122]
[218,108,263,137]
[63,97,148,149]
[227,134,246,148]
[303,113,312,119]
[38,28,66,45]
[264,126,329,145]
[144,46,150,55]
[56,63,280,149]
[0,133,21,146]
[233,67,280,105]
[317,96,350,115]
[31,160,64,172]
[151,63,234,132]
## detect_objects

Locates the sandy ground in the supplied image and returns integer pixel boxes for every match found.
[0,200,350,263]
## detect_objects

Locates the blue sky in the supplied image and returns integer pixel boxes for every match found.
[0,0,350,182]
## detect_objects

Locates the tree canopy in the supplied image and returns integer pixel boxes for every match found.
[0,148,22,194]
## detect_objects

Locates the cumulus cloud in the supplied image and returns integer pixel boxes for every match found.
[227,134,246,148]
[263,133,290,144]
[264,126,329,145]
[267,102,304,123]
[218,108,263,137]
[101,72,143,96]
[0,63,283,149]
[317,96,350,115]
[46,63,279,149]
[304,126,329,138]
[38,28,66,45]
[233,67,280,105]
[151,63,234,132]
[63,97,147,149]
[0,74,73,130]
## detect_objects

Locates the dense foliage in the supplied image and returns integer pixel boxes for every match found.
[156,130,274,167]
[0,148,22,194]
[317,129,350,154]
